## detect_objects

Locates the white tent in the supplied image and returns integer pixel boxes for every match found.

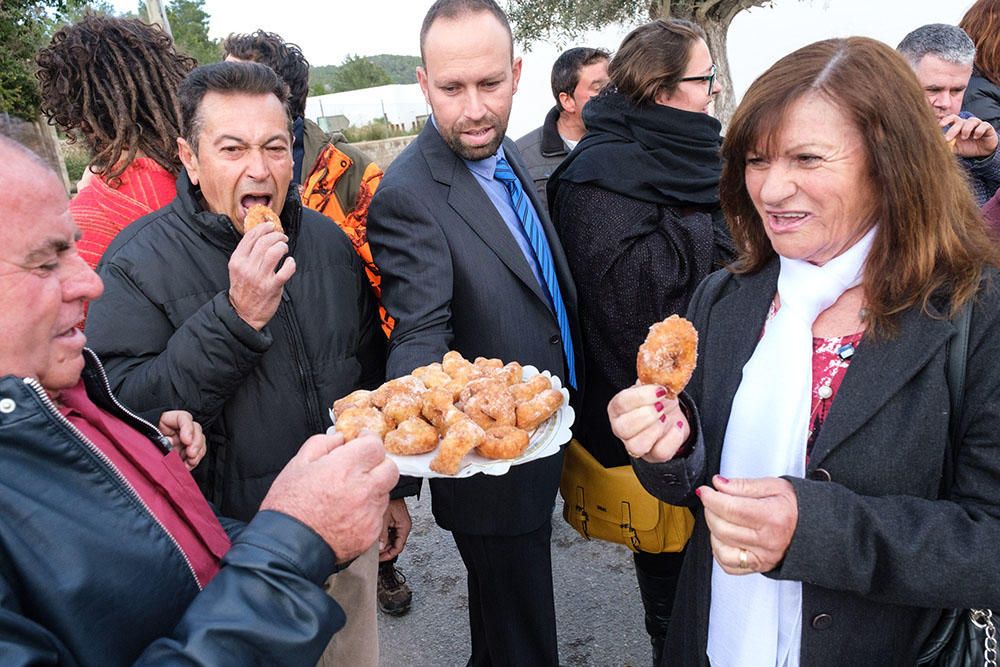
[305,83,429,130]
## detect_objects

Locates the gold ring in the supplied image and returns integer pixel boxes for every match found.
[738,548,750,569]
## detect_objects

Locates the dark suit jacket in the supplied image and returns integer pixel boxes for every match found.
[634,260,1000,665]
[368,123,584,536]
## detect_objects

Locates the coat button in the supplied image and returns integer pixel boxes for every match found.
[811,613,833,630]
[809,468,832,482]
[549,334,561,345]
[0,398,15,414]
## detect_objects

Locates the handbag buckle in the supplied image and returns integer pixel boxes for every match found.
[574,487,590,539]
[620,501,640,550]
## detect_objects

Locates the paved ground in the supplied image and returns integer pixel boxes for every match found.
[378,494,651,666]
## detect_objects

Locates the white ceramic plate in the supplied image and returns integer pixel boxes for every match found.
[329,365,574,479]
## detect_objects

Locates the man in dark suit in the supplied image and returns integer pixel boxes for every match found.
[367,1,583,664]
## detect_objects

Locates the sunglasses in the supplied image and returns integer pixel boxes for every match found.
[679,64,718,95]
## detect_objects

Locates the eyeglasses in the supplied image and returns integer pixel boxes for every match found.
[679,64,718,95]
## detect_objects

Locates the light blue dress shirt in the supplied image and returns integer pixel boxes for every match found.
[462,146,549,297]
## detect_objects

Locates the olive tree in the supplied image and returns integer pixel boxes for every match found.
[505,0,779,124]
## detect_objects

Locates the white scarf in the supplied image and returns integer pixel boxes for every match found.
[707,227,876,667]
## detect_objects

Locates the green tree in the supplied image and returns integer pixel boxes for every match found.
[166,0,220,65]
[0,0,67,120]
[368,54,421,84]
[504,0,780,125]
[331,54,393,92]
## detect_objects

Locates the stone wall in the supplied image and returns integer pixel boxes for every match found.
[354,135,418,169]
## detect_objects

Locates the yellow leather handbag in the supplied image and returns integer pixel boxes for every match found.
[559,439,694,553]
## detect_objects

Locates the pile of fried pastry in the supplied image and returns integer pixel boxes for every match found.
[332,351,564,475]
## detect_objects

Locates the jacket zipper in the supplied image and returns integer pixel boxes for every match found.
[22,376,203,591]
[278,292,325,433]
[83,349,174,453]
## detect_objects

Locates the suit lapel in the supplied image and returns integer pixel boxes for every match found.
[418,126,551,308]
[700,261,777,472]
[808,304,955,469]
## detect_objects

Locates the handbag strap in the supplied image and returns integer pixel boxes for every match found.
[944,296,972,496]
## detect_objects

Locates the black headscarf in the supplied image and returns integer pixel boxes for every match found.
[550,86,723,208]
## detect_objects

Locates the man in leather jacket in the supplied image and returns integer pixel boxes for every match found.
[0,131,398,664]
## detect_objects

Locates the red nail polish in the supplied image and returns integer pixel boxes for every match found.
[694,487,702,498]
[676,420,685,429]
[655,401,664,412]
[656,388,667,398]
[659,414,667,423]
[717,475,730,484]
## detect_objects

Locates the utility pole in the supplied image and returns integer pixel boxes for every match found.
[145,0,173,38]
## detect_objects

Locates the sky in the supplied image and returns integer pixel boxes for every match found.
[113,0,974,138]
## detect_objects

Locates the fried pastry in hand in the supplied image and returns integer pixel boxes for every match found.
[636,314,698,398]
[243,204,283,233]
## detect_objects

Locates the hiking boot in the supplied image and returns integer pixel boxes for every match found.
[377,561,412,616]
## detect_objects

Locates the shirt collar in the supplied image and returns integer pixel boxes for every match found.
[429,114,507,178]
[464,144,506,180]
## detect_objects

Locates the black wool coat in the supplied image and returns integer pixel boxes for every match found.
[635,260,1000,666]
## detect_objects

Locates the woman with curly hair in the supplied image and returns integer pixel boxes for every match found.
[961,0,1000,130]
[36,14,196,270]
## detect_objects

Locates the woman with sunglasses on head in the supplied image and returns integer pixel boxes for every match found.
[548,19,733,666]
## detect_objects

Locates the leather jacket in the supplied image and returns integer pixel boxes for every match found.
[0,350,344,665]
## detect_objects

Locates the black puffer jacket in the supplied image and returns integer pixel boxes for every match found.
[0,350,343,665]
[86,171,386,521]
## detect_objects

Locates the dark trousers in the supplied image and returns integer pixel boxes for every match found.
[452,520,558,667]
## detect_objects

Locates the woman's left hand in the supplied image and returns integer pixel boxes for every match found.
[699,475,798,575]
[159,410,206,471]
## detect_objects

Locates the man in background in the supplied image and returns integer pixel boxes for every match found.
[515,47,609,211]
[898,23,1000,205]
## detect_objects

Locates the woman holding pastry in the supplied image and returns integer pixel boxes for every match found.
[609,38,1000,665]
[548,19,734,662]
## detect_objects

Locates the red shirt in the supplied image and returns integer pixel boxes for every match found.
[806,331,863,463]
[58,383,230,588]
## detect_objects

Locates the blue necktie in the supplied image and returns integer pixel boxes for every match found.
[494,157,577,389]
